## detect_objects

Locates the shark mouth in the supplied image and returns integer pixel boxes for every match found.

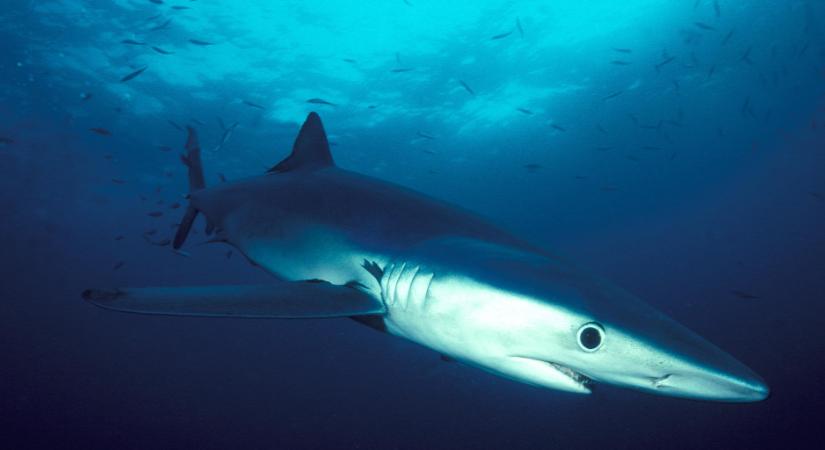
[544,360,594,391]
[509,355,594,392]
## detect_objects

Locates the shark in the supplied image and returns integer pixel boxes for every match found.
[83,112,769,402]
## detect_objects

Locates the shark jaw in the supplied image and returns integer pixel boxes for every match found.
[502,356,594,394]
[544,360,594,391]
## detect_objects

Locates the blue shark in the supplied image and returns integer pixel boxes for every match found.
[84,112,769,402]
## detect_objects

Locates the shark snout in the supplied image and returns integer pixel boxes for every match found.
[716,371,770,402]
[655,363,770,402]
[583,315,771,402]
[629,333,770,402]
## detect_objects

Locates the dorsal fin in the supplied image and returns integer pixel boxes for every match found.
[269,112,334,173]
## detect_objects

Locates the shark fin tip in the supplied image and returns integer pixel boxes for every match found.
[269,112,334,173]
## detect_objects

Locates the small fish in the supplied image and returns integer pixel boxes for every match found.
[594,146,614,151]
[113,261,125,270]
[611,60,631,66]
[307,98,337,107]
[798,41,810,58]
[741,96,755,118]
[721,29,734,46]
[458,80,475,95]
[809,192,824,202]
[655,56,675,72]
[81,92,93,101]
[190,118,206,126]
[688,52,700,68]
[172,249,191,257]
[149,18,172,31]
[740,46,753,64]
[169,202,181,209]
[189,39,214,46]
[89,127,111,136]
[491,30,513,40]
[600,185,620,192]
[602,91,623,101]
[120,66,148,82]
[639,120,663,131]
[243,100,265,109]
[550,124,566,132]
[342,58,357,64]
[167,120,183,131]
[730,290,759,300]
[694,22,716,31]
[213,120,239,152]
[713,0,720,17]
[157,145,172,152]
[516,17,524,38]
[149,0,163,4]
[416,131,435,140]
[144,229,158,236]
[0,137,14,145]
[625,155,640,162]
[171,5,190,10]
[523,163,542,172]
[114,235,125,241]
[147,211,164,218]
[516,108,533,115]
[218,173,228,183]
[596,124,608,134]
[707,65,716,79]
[612,47,632,53]
[226,250,233,259]
[390,67,414,73]
[151,46,174,55]
[642,145,662,150]
[147,237,172,247]
[111,178,126,184]
[121,39,146,46]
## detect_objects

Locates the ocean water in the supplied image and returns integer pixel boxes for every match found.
[1,0,824,449]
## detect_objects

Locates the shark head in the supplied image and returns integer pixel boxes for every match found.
[401,238,769,402]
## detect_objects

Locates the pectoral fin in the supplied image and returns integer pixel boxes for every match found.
[82,280,385,318]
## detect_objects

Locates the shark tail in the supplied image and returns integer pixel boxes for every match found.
[173,126,206,249]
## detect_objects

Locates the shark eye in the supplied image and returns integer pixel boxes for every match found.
[577,322,604,352]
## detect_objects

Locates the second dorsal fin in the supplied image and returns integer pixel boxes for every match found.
[269,112,334,173]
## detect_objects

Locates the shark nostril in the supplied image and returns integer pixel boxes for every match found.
[652,374,672,388]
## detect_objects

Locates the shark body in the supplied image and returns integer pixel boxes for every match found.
[84,113,769,402]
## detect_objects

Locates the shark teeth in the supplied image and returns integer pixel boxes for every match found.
[546,361,593,389]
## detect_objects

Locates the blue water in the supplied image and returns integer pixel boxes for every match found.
[1,0,824,448]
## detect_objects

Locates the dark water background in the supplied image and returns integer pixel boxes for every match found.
[1,1,824,449]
